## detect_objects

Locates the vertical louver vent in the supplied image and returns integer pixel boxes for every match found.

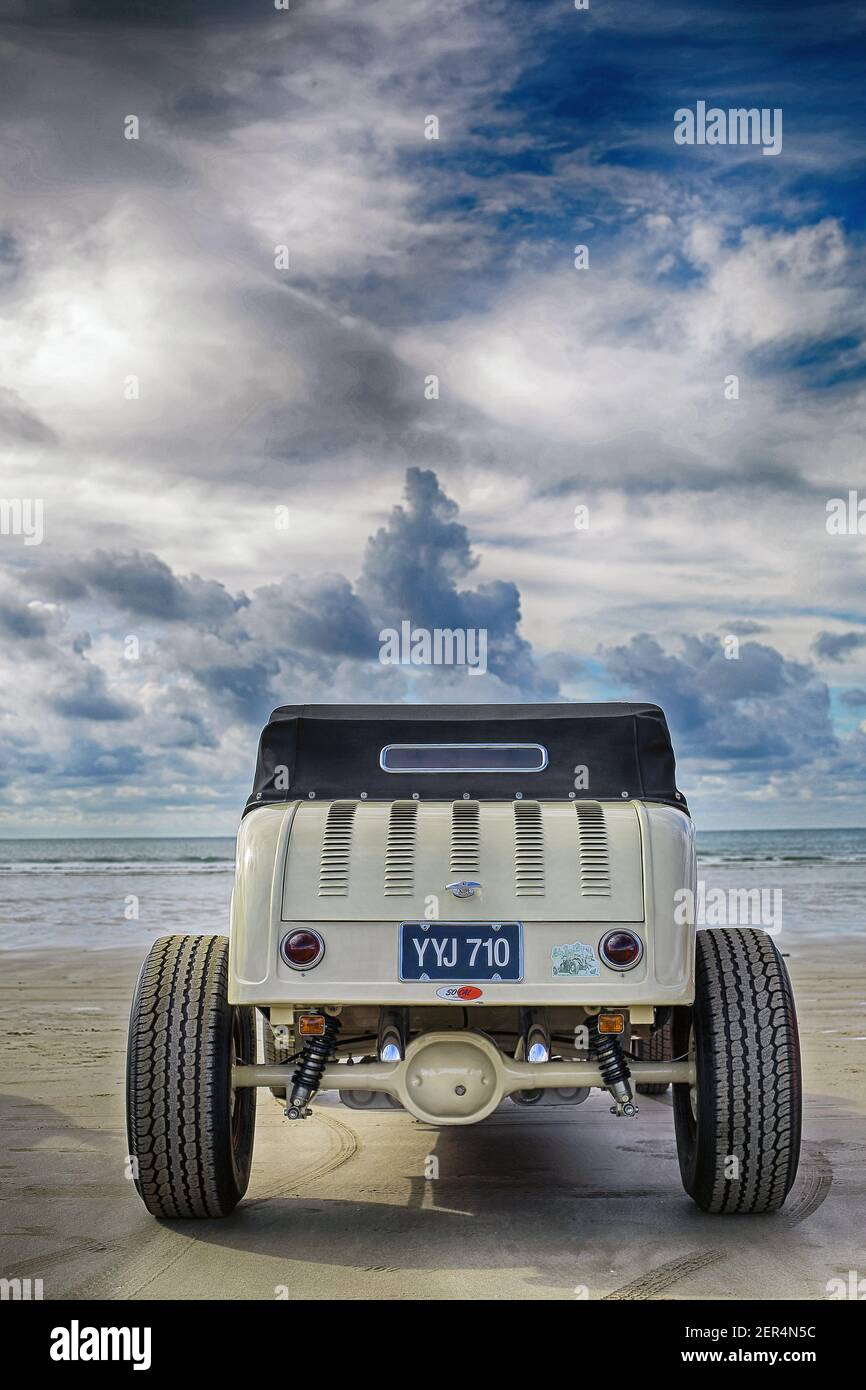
[513,800,544,895]
[384,800,418,896]
[450,800,480,875]
[575,802,611,896]
[318,800,358,896]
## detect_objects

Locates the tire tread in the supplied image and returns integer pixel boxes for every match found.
[679,928,801,1214]
[126,934,254,1219]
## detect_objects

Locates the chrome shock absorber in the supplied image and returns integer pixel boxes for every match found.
[286,1015,341,1120]
[589,1017,638,1117]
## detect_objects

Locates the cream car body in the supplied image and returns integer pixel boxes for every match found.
[230,796,696,1010]
[126,703,801,1219]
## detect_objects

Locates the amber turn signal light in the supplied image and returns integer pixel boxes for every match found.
[597,1012,625,1035]
[298,1013,327,1037]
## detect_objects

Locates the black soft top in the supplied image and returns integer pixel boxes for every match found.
[243,703,687,814]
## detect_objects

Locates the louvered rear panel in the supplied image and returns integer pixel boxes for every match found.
[284,799,643,921]
[318,800,358,896]
[450,799,480,875]
[384,800,418,896]
[575,801,611,896]
[513,799,545,895]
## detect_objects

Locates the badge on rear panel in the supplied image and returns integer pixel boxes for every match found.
[551,941,599,978]
[436,985,483,1001]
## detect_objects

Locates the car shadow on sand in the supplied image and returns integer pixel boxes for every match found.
[156,1102,836,1299]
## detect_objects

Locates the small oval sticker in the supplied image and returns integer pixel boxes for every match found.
[436,985,483,1001]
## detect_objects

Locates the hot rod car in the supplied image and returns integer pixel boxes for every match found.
[126,703,801,1219]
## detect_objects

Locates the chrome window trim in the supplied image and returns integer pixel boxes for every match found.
[379,742,549,774]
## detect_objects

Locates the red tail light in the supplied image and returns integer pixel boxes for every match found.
[599,930,643,971]
[280,929,325,970]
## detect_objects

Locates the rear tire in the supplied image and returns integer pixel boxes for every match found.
[674,928,801,1213]
[635,1017,673,1095]
[126,934,256,1219]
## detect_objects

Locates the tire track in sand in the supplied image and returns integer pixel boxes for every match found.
[601,1143,832,1300]
[66,1112,361,1299]
[603,1249,723,1300]
[248,1111,360,1202]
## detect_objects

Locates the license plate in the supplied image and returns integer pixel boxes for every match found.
[399,922,523,982]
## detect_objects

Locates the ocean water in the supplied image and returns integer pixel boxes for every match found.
[0,829,863,951]
[695,828,866,944]
[0,837,237,950]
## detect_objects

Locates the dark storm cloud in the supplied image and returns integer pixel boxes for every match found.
[252,300,423,464]
[161,85,257,134]
[359,467,477,624]
[2,469,556,786]
[812,630,866,662]
[171,468,557,709]
[1,0,265,27]
[0,593,50,639]
[600,633,836,767]
[59,739,145,782]
[51,665,137,722]
[359,467,556,695]
[153,469,551,699]
[178,649,275,724]
[34,551,246,625]
[249,575,379,660]
[1,459,864,821]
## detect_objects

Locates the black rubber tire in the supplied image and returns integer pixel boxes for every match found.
[126,934,256,1219]
[634,1018,673,1095]
[673,928,801,1214]
[262,1015,292,1100]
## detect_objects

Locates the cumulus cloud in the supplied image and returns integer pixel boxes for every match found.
[359,468,555,696]
[5,458,866,830]
[51,665,137,723]
[1,0,865,829]
[33,551,247,626]
[0,593,53,640]
[812,630,866,662]
[601,632,836,769]
[0,468,561,826]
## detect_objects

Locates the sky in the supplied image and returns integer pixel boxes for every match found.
[1,0,865,834]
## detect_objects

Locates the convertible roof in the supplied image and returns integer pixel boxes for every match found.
[244,702,687,814]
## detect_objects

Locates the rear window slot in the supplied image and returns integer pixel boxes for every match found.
[380,743,548,773]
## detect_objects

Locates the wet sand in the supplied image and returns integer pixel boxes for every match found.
[0,942,864,1301]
